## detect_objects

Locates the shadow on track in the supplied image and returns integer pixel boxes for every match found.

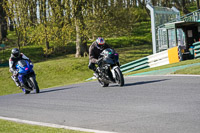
[124,79,169,87]
[39,87,76,94]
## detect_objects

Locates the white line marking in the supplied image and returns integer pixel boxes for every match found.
[0,116,117,133]
[128,74,200,78]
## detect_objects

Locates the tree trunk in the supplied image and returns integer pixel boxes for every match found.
[127,0,130,8]
[181,0,190,14]
[74,16,88,57]
[39,0,44,24]
[0,24,1,44]
[75,18,81,57]
[9,17,14,31]
[0,0,7,42]
[197,0,200,9]
[44,0,50,53]
[151,0,156,6]
[73,0,88,57]
[30,0,37,26]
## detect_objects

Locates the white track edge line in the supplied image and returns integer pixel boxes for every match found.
[127,74,200,77]
[0,116,117,133]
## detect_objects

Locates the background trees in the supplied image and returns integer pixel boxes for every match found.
[1,0,199,57]
[0,0,7,44]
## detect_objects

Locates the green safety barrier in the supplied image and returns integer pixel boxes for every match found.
[120,57,150,74]
[121,58,148,71]
[0,44,7,67]
[0,44,5,48]
[120,57,148,69]
[120,48,171,74]
[122,64,150,74]
[193,42,200,59]
[0,63,9,67]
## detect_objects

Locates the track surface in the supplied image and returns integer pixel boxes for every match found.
[0,75,200,133]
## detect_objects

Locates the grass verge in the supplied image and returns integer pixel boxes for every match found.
[125,58,200,76]
[0,119,89,133]
[0,45,152,96]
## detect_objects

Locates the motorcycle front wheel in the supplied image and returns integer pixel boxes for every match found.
[114,67,124,87]
[29,77,40,93]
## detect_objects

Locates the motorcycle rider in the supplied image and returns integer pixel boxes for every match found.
[88,37,111,77]
[9,48,31,87]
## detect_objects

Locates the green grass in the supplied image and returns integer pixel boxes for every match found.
[0,119,89,133]
[173,63,200,75]
[125,58,200,76]
[0,45,152,96]
[0,55,92,96]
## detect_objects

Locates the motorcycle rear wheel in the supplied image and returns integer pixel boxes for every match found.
[114,67,124,86]
[98,79,109,87]
[22,88,30,94]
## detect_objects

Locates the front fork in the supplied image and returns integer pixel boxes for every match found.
[18,72,35,87]
[18,74,24,85]
[111,66,119,81]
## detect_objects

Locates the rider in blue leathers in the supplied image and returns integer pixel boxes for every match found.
[9,48,31,87]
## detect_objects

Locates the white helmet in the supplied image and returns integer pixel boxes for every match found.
[96,37,105,45]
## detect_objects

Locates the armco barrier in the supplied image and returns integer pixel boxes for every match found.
[0,63,9,67]
[193,42,200,58]
[120,46,180,74]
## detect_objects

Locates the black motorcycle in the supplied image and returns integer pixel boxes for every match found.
[95,48,124,87]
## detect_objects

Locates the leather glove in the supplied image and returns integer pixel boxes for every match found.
[13,70,18,76]
[97,58,103,66]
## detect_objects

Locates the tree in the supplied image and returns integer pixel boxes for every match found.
[72,0,88,57]
[3,0,152,57]
[197,0,200,9]
[29,0,37,26]
[173,0,190,14]
[0,0,7,43]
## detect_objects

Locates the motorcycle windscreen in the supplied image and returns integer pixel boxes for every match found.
[16,60,29,74]
[103,57,115,64]
[18,60,27,67]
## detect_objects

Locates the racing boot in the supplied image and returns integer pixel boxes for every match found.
[93,68,100,78]
[93,72,99,78]
[11,76,20,87]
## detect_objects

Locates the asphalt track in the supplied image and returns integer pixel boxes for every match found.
[0,75,200,133]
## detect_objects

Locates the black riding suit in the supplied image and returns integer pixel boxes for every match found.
[88,41,111,71]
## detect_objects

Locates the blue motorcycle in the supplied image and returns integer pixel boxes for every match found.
[15,60,40,94]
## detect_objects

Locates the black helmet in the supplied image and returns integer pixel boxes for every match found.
[11,48,20,58]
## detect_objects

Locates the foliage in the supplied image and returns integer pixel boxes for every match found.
[2,0,152,56]
[2,0,198,57]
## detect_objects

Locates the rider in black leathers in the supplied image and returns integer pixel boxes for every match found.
[88,37,111,76]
